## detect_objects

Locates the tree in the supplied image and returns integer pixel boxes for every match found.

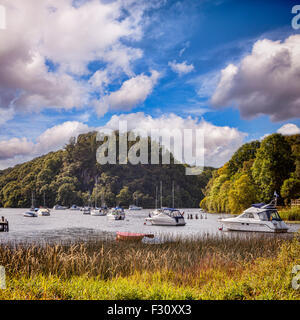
[228,174,258,214]
[252,134,294,203]
[281,178,300,205]
[116,186,132,207]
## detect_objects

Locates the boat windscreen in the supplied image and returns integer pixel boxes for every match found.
[259,210,282,221]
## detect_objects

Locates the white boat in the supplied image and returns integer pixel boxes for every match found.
[53,205,67,210]
[91,207,108,216]
[82,207,91,215]
[107,207,125,220]
[70,205,80,211]
[24,211,37,218]
[38,208,51,216]
[129,205,142,211]
[219,202,288,233]
[146,208,186,226]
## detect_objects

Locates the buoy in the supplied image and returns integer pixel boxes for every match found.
[218,225,223,231]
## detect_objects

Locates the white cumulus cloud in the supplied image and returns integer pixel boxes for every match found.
[277,123,300,135]
[168,60,194,76]
[211,35,300,121]
[95,71,160,115]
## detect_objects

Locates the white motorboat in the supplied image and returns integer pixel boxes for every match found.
[91,207,108,216]
[38,208,51,216]
[53,205,67,210]
[107,207,125,220]
[24,210,37,218]
[129,205,143,211]
[146,208,186,226]
[82,207,91,215]
[70,205,80,211]
[219,202,288,233]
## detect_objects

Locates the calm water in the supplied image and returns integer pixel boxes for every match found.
[0,208,299,244]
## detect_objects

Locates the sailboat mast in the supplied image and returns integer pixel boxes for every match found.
[43,191,46,207]
[155,186,158,209]
[95,177,97,208]
[172,181,175,208]
[160,181,162,208]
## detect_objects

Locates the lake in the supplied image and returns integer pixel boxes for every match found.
[0,208,299,245]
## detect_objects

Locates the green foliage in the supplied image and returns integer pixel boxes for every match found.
[252,134,294,202]
[202,133,300,214]
[278,207,300,221]
[0,132,214,208]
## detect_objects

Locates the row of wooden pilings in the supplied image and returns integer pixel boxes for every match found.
[186,213,207,220]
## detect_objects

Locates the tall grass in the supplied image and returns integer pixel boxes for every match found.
[0,234,299,300]
[279,206,300,221]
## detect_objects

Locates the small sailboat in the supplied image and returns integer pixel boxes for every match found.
[146,208,186,226]
[128,205,142,210]
[24,211,37,218]
[38,192,51,216]
[82,207,91,215]
[70,205,80,211]
[24,192,38,217]
[146,182,186,226]
[107,207,125,220]
[91,177,107,216]
[53,205,67,210]
[38,208,50,216]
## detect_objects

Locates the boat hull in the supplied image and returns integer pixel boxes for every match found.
[107,215,125,220]
[221,220,288,233]
[116,232,145,241]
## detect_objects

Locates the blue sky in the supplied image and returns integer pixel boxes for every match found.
[0,0,300,168]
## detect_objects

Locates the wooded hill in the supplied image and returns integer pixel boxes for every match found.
[201,133,300,214]
[0,131,214,208]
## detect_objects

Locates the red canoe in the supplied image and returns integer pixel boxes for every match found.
[116,232,154,241]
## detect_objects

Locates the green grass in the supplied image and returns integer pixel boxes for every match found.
[279,206,300,221]
[0,235,299,300]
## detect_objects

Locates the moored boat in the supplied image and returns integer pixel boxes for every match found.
[24,211,37,218]
[91,207,108,216]
[82,207,91,215]
[128,205,142,211]
[107,207,125,220]
[53,205,67,210]
[38,208,51,216]
[219,201,288,233]
[116,232,146,241]
[146,208,186,226]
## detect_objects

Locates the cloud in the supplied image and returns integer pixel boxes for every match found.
[0,113,246,169]
[35,121,91,154]
[0,0,149,120]
[277,123,300,135]
[168,60,194,76]
[95,70,160,115]
[102,112,246,168]
[0,121,91,166]
[211,35,300,121]
[0,138,34,160]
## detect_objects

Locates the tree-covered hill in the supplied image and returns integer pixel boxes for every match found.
[201,133,300,214]
[0,131,215,208]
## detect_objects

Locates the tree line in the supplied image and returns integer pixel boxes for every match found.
[0,131,214,208]
[200,133,300,214]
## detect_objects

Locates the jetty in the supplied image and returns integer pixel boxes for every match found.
[0,217,9,232]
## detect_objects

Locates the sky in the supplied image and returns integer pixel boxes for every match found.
[0,0,300,169]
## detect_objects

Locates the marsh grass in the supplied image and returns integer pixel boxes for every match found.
[0,234,299,300]
[279,207,300,221]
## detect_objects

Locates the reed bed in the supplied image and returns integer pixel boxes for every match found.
[279,206,300,221]
[0,234,299,300]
